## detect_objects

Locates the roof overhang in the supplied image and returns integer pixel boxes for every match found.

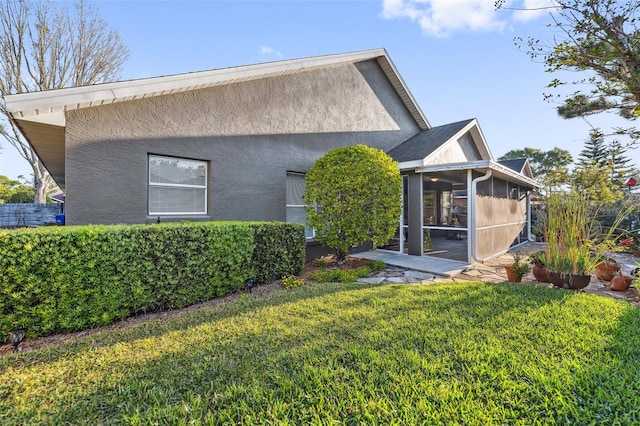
[3,48,430,189]
[397,119,492,170]
[414,160,543,189]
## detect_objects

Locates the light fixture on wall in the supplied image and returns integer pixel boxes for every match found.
[430,177,439,182]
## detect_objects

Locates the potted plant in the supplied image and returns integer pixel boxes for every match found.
[529,250,549,283]
[505,252,530,283]
[595,257,620,281]
[542,190,614,290]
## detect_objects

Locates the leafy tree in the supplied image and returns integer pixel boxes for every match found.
[0,174,34,203]
[0,0,129,202]
[498,147,572,188]
[496,0,640,146]
[304,144,402,263]
[0,174,20,202]
[6,187,35,203]
[570,162,623,205]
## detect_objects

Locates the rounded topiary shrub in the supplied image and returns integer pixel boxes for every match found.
[304,144,402,262]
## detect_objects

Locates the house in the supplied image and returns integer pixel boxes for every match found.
[3,48,540,264]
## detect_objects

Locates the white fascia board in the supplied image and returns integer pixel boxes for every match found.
[488,160,542,188]
[376,54,430,130]
[415,159,542,188]
[397,160,426,171]
[415,160,491,173]
[421,119,492,164]
[470,119,493,160]
[4,48,390,127]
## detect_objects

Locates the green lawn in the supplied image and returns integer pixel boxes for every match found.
[1,281,639,424]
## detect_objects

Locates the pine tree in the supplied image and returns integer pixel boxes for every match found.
[578,129,608,167]
[608,140,637,187]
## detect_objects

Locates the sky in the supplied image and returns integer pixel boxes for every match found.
[1,0,637,181]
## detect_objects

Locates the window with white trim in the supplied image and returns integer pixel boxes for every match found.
[148,155,207,215]
[286,172,315,239]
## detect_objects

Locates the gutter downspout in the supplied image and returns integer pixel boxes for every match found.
[470,169,492,263]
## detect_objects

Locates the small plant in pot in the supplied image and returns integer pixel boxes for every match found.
[595,257,620,281]
[505,252,530,283]
[529,250,549,283]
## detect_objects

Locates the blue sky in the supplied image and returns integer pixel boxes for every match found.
[1,0,636,181]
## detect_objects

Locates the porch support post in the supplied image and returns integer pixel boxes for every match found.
[526,190,535,241]
[466,169,473,264]
[406,173,423,256]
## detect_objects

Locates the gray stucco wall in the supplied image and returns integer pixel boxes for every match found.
[64,60,421,225]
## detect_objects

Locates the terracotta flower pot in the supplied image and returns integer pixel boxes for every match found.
[610,272,627,291]
[595,263,620,281]
[505,265,522,283]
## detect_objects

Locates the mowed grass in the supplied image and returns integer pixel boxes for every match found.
[1,281,640,425]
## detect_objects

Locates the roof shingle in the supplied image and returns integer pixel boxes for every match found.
[388,119,474,163]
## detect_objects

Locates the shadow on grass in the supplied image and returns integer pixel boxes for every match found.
[2,281,639,423]
[0,281,374,369]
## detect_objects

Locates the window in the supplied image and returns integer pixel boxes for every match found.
[148,155,207,215]
[286,172,314,239]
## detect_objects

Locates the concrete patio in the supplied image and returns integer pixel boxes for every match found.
[351,242,640,304]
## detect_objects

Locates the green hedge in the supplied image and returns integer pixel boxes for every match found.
[251,222,306,285]
[0,221,305,337]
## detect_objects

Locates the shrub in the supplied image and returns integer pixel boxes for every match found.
[304,145,402,262]
[367,260,387,271]
[249,222,306,284]
[281,275,304,289]
[0,221,304,337]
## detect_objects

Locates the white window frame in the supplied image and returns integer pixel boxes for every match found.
[286,172,315,240]
[148,154,208,216]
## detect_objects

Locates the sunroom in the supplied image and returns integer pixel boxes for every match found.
[383,119,541,264]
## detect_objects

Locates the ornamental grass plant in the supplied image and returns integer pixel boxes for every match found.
[544,190,632,275]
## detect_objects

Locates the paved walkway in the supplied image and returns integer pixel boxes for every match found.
[351,242,640,304]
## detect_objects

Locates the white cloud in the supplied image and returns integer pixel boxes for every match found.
[381,0,557,37]
[259,45,283,59]
[381,0,506,37]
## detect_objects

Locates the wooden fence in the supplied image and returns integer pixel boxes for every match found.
[0,203,63,228]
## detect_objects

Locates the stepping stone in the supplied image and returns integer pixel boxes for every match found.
[384,277,407,284]
[404,270,435,280]
[357,277,386,284]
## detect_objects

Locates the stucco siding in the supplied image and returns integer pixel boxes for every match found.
[430,132,482,164]
[64,60,420,225]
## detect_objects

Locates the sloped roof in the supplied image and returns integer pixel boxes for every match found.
[498,158,535,180]
[388,119,474,163]
[388,118,493,170]
[3,48,430,188]
[498,158,526,173]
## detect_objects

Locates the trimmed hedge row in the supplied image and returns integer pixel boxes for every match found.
[0,221,305,337]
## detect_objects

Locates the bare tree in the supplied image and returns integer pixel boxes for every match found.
[0,0,129,202]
